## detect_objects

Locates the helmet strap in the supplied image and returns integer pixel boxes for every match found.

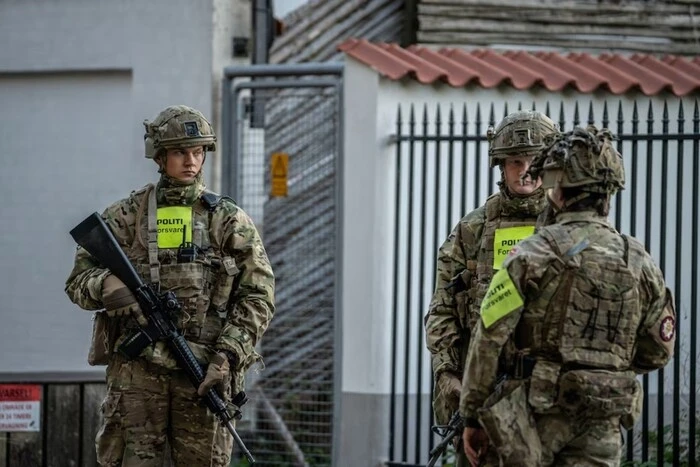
[562,191,591,210]
[155,153,166,174]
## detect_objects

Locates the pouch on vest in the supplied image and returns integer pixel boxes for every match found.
[452,261,475,332]
[560,250,640,369]
[210,256,239,315]
[528,360,561,413]
[88,311,118,366]
[159,262,210,332]
[621,383,644,430]
[557,369,640,423]
[477,381,543,466]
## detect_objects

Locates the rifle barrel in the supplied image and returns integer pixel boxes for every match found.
[227,421,255,464]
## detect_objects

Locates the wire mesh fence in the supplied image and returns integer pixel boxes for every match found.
[231,84,340,466]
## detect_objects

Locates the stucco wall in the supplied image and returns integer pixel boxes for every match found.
[0,0,215,376]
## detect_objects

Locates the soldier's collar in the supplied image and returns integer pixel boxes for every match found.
[156,172,206,206]
[499,186,547,217]
[554,210,609,226]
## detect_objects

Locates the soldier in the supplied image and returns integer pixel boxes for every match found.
[65,105,275,466]
[424,110,557,464]
[460,126,675,467]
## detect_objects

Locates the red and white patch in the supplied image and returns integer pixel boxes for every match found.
[660,316,675,342]
[508,247,519,257]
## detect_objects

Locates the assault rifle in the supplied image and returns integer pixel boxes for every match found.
[70,213,255,464]
[427,412,464,467]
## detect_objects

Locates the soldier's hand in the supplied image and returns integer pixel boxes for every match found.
[197,352,230,396]
[437,372,462,408]
[463,426,489,467]
[101,274,141,318]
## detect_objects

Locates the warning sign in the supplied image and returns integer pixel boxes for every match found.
[0,384,41,432]
[270,152,289,197]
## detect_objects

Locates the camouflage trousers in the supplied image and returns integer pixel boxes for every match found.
[537,413,622,466]
[96,356,234,467]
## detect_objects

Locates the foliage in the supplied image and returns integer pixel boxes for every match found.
[431,443,457,467]
[617,410,699,467]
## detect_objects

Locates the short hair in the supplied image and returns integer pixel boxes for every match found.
[560,187,609,216]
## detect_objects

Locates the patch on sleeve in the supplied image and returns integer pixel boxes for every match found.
[650,288,676,355]
[480,268,524,329]
[659,316,675,342]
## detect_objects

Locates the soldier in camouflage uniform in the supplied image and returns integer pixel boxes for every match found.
[424,111,556,452]
[460,126,676,467]
[65,105,275,467]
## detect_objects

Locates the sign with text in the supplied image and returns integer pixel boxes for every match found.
[270,152,289,197]
[0,384,41,432]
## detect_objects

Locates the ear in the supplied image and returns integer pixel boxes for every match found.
[554,186,565,204]
[546,187,564,210]
[154,154,166,173]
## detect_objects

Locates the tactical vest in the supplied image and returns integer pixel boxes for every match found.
[467,192,541,331]
[117,184,239,367]
[515,221,645,370]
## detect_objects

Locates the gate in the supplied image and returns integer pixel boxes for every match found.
[387,99,700,467]
[221,63,343,466]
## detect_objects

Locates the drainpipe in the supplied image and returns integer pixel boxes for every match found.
[251,0,273,128]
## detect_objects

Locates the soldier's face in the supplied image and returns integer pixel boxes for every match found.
[163,146,205,182]
[503,155,541,196]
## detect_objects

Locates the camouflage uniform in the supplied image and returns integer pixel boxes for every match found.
[460,126,675,466]
[425,111,556,465]
[65,106,275,466]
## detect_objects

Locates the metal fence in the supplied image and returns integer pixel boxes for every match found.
[221,64,343,466]
[387,99,700,467]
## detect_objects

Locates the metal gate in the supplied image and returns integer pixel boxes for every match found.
[387,99,700,467]
[221,63,343,466]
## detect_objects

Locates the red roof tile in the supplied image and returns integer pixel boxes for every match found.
[338,39,700,96]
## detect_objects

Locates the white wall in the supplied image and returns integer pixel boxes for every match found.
[338,57,392,466]
[211,0,252,193]
[0,0,216,376]
[342,59,393,396]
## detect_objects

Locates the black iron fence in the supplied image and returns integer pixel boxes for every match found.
[387,98,700,467]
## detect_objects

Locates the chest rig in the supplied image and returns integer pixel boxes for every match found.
[515,221,644,370]
[125,184,240,347]
[467,192,541,331]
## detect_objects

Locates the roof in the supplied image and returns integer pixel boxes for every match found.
[338,39,700,96]
[415,0,700,56]
[270,0,404,64]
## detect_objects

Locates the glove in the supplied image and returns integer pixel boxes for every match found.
[433,372,463,425]
[197,352,231,396]
[101,274,140,318]
[437,372,462,409]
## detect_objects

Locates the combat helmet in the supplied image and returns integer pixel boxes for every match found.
[528,125,625,195]
[487,110,558,168]
[143,105,216,159]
